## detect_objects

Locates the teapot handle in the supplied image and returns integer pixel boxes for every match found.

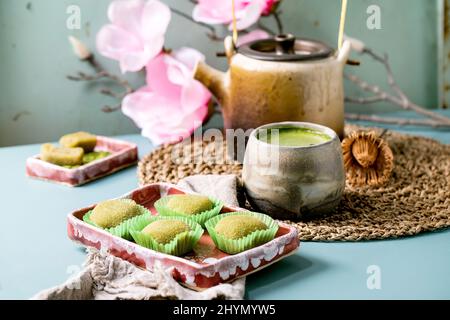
[337,40,352,66]
[224,36,236,63]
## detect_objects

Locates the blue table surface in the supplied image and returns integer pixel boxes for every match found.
[1,112,450,300]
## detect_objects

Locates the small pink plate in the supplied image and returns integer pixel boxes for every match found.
[26,136,138,187]
[67,183,300,289]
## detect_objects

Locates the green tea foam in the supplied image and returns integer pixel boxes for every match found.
[258,127,331,147]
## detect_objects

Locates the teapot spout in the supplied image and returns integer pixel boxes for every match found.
[194,61,227,104]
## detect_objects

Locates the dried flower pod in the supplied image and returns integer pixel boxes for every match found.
[342,131,394,187]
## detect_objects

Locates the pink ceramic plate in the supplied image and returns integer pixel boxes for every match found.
[26,136,138,187]
[67,183,300,289]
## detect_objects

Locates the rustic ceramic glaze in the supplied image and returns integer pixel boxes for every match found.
[242,122,345,220]
[194,35,351,138]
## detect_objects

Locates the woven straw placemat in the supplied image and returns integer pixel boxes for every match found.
[138,126,450,241]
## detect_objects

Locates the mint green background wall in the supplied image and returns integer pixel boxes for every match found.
[0,0,441,146]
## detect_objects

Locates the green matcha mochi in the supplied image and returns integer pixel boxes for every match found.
[41,143,84,166]
[59,131,97,153]
[166,195,214,215]
[215,215,268,240]
[142,220,190,244]
[90,199,141,229]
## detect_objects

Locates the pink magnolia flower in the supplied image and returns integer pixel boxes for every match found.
[237,29,270,46]
[261,0,280,15]
[122,48,211,145]
[193,0,279,30]
[97,0,171,73]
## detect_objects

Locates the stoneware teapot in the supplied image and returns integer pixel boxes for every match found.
[194,34,352,138]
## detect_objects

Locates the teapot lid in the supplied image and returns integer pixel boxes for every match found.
[238,34,333,62]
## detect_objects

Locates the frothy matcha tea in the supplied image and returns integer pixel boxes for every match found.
[258,127,331,147]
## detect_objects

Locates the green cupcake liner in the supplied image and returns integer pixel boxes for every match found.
[154,195,223,227]
[129,216,203,256]
[205,211,279,255]
[83,201,151,241]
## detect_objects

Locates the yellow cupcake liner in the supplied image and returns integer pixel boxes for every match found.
[83,201,151,241]
[154,195,223,227]
[129,216,203,256]
[205,211,279,255]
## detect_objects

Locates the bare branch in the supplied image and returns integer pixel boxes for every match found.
[206,32,226,42]
[257,21,276,36]
[102,105,122,113]
[169,6,223,41]
[345,113,450,128]
[362,49,408,102]
[67,54,134,113]
[67,71,107,81]
[272,10,283,35]
[345,95,386,104]
[100,88,125,100]
[345,71,450,126]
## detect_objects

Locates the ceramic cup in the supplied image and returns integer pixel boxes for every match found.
[242,122,345,220]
